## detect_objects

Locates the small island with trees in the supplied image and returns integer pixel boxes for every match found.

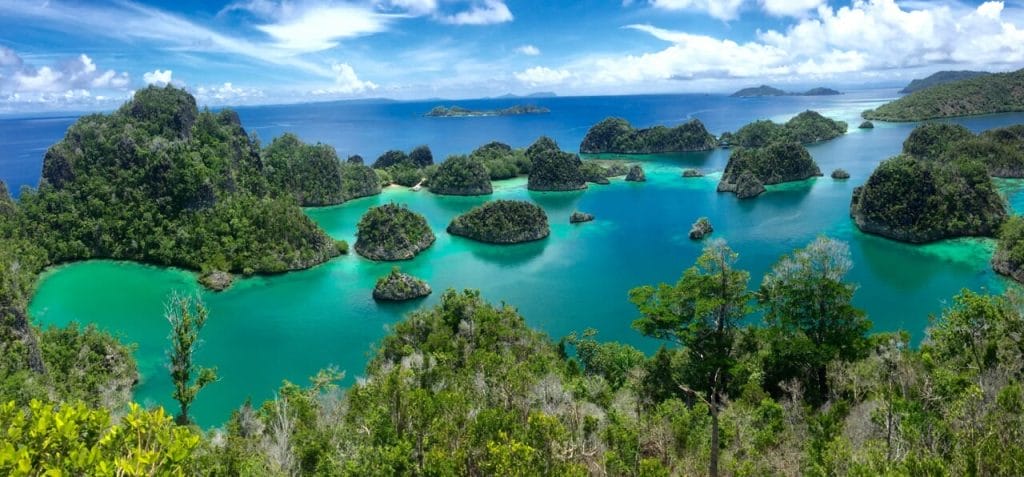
[354,203,436,260]
[526,136,587,191]
[425,104,550,117]
[373,267,432,301]
[717,142,822,198]
[730,85,841,97]
[447,200,550,244]
[579,117,718,154]
[428,155,492,196]
[719,110,847,147]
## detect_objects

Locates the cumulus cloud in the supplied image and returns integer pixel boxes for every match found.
[649,0,745,21]
[254,4,395,53]
[517,45,540,56]
[442,0,513,25]
[143,69,174,86]
[312,63,378,95]
[3,52,129,94]
[514,66,572,86]
[569,0,1024,88]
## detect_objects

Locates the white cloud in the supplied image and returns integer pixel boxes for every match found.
[195,82,265,103]
[3,52,130,94]
[567,0,1024,88]
[759,0,823,17]
[514,66,572,86]
[387,0,438,15]
[0,46,21,67]
[143,69,174,86]
[649,0,745,21]
[442,0,513,25]
[254,5,395,53]
[517,45,540,56]
[312,63,378,95]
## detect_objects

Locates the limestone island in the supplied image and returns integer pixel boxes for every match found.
[425,104,550,117]
[901,122,1024,178]
[373,267,432,301]
[864,68,1024,121]
[448,200,550,244]
[719,111,847,148]
[730,85,841,97]
[428,155,492,196]
[579,117,717,154]
[355,203,436,260]
[859,121,874,129]
[527,137,587,191]
[689,217,713,240]
[570,211,594,224]
[682,168,704,178]
[899,70,990,94]
[625,165,646,182]
[850,155,1006,243]
[717,142,822,199]
[27,86,340,291]
[831,169,850,179]
[264,133,381,206]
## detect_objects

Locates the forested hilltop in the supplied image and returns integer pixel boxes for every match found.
[4,235,1024,476]
[865,68,1024,121]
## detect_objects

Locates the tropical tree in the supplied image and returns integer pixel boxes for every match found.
[629,239,751,477]
[166,293,217,425]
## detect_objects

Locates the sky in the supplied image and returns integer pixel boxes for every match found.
[3,0,1024,112]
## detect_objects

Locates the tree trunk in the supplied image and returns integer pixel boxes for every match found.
[710,402,720,477]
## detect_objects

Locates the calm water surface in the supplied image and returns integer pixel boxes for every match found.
[6,90,1024,426]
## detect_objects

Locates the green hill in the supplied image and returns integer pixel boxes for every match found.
[865,69,1024,121]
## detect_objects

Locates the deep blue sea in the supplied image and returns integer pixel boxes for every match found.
[8,90,1024,425]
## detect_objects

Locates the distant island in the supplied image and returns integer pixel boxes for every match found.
[426,104,550,117]
[719,110,848,148]
[899,70,990,94]
[579,117,718,154]
[495,92,557,99]
[730,85,841,97]
[864,68,1024,121]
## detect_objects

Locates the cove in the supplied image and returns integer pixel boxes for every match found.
[20,92,1024,427]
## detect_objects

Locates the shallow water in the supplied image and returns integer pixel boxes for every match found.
[14,91,1024,426]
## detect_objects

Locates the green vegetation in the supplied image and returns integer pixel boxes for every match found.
[263,133,346,206]
[993,215,1024,282]
[850,154,1007,242]
[723,111,847,148]
[899,70,990,94]
[372,266,432,301]
[469,141,531,180]
[718,142,822,198]
[6,86,340,286]
[865,68,1024,121]
[5,231,1024,475]
[447,200,550,243]
[579,117,717,154]
[354,203,435,260]
[901,122,1024,178]
[372,146,435,187]
[428,155,493,196]
[425,104,550,117]
[527,137,587,191]
[166,294,217,425]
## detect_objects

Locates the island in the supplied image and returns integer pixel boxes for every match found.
[428,155,492,196]
[372,145,435,187]
[447,200,550,244]
[469,141,532,180]
[850,155,1006,243]
[25,85,340,288]
[570,211,594,224]
[373,267,432,301]
[717,142,822,198]
[730,85,841,97]
[526,137,587,191]
[682,168,704,178]
[722,111,847,148]
[993,216,1024,283]
[863,68,1024,121]
[579,117,717,154]
[831,168,850,180]
[859,121,874,129]
[899,70,990,94]
[425,104,550,117]
[625,165,646,182]
[355,203,436,260]
[902,123,1024,178]
[689,217,713,240]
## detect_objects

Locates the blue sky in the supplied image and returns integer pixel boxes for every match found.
[2,0,1024,111]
